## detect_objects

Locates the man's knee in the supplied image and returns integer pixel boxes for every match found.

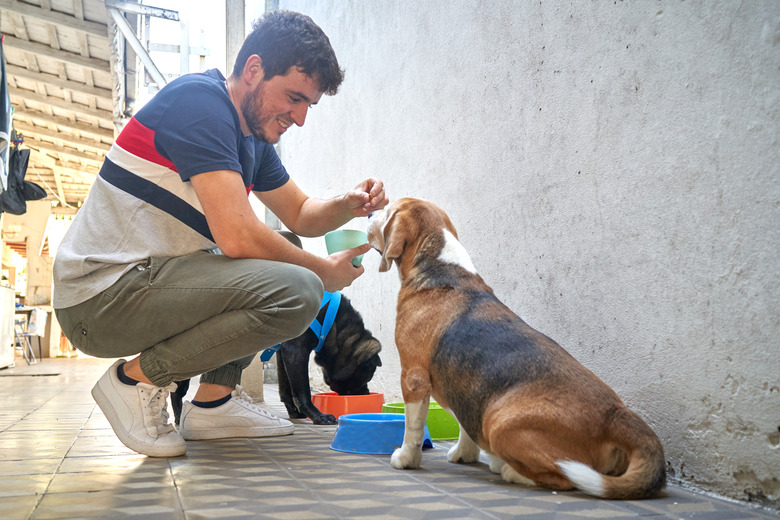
[277,265,323,337]
[295,268,324,334]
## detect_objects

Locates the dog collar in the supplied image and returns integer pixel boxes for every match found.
[259,291,341,362]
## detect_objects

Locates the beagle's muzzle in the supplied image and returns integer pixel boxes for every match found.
[368,197,665,500]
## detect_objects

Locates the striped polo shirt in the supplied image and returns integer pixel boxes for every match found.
[52,69,289,309]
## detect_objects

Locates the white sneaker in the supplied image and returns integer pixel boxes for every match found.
[91,359,187,457]
[179,385,295,440]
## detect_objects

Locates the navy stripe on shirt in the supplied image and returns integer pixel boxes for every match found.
[99,159,214,243]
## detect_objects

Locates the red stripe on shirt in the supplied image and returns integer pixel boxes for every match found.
[115,117,179,172]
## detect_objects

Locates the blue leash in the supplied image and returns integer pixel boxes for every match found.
[259,291,342,362]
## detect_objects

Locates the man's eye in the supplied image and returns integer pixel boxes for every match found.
[290,96,301,103]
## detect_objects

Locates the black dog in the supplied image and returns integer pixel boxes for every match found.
[170,292,382,426]
[276,292,382,424]
[171,231,382,425]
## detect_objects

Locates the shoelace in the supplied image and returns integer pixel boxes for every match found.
[233,385,277,419]
[139,383,178,435]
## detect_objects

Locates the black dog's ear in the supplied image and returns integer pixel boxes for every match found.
[356,337,382,365]
[330,337,382,382]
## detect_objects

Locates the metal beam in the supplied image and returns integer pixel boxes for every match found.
[149,43,210,56]
[105,0,179,21]
[105,3,128,131]
[226,0,245,76]
[106,7,167,87]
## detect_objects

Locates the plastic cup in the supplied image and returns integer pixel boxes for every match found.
[324,229,369,267]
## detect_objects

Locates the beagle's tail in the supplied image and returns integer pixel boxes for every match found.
[557,410,666,500]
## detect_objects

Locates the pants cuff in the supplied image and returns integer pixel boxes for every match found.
[138,351,171,387]
[199,365,244,387]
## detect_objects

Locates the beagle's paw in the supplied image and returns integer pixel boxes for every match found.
[447,440,481,464]
[390,444,422,469]
[500,462,537,486]
[488,453,506,474]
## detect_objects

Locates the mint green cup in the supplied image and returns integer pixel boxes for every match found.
[325,229,369,267]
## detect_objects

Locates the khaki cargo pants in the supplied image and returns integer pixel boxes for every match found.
[55,251,323,388]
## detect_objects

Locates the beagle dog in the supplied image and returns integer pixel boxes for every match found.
[367,197,665,499]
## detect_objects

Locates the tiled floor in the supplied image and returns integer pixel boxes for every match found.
[0,357,777,520]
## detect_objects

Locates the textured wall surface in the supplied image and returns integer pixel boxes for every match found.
[271,0,779,508]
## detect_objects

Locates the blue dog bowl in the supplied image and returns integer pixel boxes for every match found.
[330,413,434,455]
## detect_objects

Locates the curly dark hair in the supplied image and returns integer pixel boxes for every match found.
[231,10,344,95]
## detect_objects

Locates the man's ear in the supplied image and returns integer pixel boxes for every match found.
[243,54,265,83]
[379,212,404,272]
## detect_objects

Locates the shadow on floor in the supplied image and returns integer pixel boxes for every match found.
[0,357,776,519]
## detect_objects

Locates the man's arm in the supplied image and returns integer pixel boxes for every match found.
[190,169,368,292]
[257,177,387,237]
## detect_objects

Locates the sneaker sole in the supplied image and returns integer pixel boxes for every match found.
[92,381,187,458]
[180,424,295,441]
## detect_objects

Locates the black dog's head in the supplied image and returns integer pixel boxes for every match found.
[316,295,382,395]
[324,346,381,395]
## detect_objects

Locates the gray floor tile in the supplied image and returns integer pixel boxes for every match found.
[0,356,777,520]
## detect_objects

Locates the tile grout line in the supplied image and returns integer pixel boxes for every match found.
[361,445,504,520]
[254,433,348,520]
[23,398,97,520]
[1,395,51,435]
[259,385,501,519]
[168,456,188,519]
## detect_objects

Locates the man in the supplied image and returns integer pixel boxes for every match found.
[52,11,388,458]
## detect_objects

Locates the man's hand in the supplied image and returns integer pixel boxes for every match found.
[320,243,372,292]
[344,178,389,217]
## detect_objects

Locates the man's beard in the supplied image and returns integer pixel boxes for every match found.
[241,82,275,143]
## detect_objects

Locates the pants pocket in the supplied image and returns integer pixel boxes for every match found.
[55,308,90,354]
[68,321,90,353]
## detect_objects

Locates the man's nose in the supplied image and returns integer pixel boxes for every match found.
[291,105,308,127]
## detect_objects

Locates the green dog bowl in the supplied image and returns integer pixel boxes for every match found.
[381,402,460,440]
[324,229,368,267]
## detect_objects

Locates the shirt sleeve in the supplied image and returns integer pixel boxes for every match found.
[140,78,244,181]
[252,142,290,191]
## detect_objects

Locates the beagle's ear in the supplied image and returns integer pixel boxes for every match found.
[379,211,404,272]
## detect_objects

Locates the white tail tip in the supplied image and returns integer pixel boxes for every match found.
[556,460,605,497]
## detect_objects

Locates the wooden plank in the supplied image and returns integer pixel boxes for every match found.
[10,86,113,122]
[3,34,110,73]
[0,0,108,39]
[13,121,111,153]
[7,64,113,100]
[12,107,114,139]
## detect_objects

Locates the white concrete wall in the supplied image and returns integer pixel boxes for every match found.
[274,0,780,507]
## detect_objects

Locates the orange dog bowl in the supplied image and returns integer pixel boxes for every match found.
[311,392,384,419]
